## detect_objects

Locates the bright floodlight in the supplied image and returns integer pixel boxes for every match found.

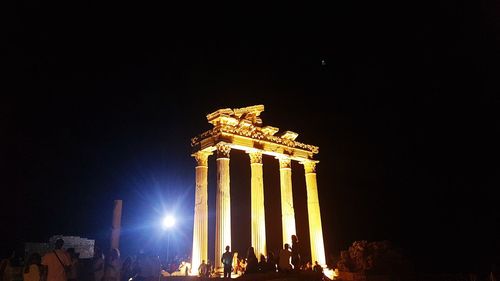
[162,215,176,229]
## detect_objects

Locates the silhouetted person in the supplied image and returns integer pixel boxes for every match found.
[198,260,208,277]
[120,257,133,281]
[266,251,276,273]
[258,255,266,272]
[2,251,20,281]
[0,255,8,281]
[313,261,323,274]
[278,244,292,273]
[66,248,79,281]
[221,246,233,278]
[103,249,120,281]
[291,235,301,270]
[244,247,258,274]
[303,261,312,271]
[23,253,42,281]
[206,260,213,277]
[92,247,104,281]
[146,253,161,281]
[42,239,71,281]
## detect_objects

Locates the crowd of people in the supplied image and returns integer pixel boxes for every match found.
[208,234,325,278]
[0,238,191,281]
[3,236,499,281]
[1,235,325,281]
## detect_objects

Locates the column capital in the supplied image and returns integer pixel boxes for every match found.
[301,160,319,174]
[192,151,213,166]
[278,157,292,169]
[216,142,231,159]
[247,151,263,164]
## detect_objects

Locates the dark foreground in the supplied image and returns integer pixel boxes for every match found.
[163,271,326,281]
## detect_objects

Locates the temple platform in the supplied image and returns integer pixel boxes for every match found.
[162,271,328,281]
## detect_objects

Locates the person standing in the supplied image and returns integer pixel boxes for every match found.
[42,239,71,281]
[244,247,258,274]
[66,249,79,281]
[258,255,266,272]
[278,244,292,273]
[197,260,207,277]
[119,257,133,281]
[231,253,238,276]
[3,251,21,281]
[23,253,43,281]
[313,261,323,274]
[92,248,104,281]
[265,251,277,273]
[221,246,233,279]
[134,251,160,281]
[291,235,301,271]
[102,249,120,281]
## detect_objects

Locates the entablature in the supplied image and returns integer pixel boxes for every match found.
[191,105,319,162]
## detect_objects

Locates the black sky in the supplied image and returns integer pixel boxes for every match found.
[2,1,500,274]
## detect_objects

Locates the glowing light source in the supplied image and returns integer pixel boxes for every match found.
[324,268,338,280]
[162,215,176,229]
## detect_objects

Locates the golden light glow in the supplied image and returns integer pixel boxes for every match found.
[191,151,211,273]
[215,151,231,270]
[191,105,327,274]
[192,105,319,159]
[324,268,338,280]
[279,158,297,246]
[249,151,267,257]
[304,161,326,266]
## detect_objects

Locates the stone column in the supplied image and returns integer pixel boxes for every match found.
[248,151,267,258]
[302,160,326,265]
[215,143,231,270]
[110,200,122,250]
[191,151,212,273]
[278,158,297,246]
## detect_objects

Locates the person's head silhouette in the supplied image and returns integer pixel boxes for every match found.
[55,239,64,250]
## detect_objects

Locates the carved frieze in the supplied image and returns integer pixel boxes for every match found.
[191,105,320,157]
[191,125,319,154]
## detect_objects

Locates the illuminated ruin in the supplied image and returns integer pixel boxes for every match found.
[190,105,326,271]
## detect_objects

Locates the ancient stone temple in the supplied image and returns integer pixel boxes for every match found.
[190,105,326,272]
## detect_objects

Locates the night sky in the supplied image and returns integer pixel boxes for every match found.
[3,1,499,274]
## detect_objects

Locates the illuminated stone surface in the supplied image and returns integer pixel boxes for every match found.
[279,157,296,246]
[191,105,327,269]
[191,151,212,273]
[215,143,231,270]
[248,151,267,258]
[111,200,122,250]
[192,105,318,161]
[302,160,326,266]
